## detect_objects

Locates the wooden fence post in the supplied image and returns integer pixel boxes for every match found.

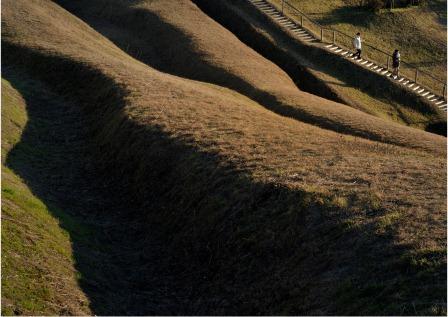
[443,84,447,100]
[415,69,419,83]
[333,31,335,44]
[321,28,323,42]
[387,56,390,69]
[301,15,303,27]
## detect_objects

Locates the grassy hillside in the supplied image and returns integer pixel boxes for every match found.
[273,0,447,91]
[193,0,446,133]
[1,65,190,316]
[1,77,91,315]
[57,0,446,145]
[2,0,446,315]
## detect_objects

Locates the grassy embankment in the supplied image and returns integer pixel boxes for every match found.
[1,76,91,315]
[194,0,446,133]
[1,65,189,316]
[271,0,447,96]
[59,0,446,138]
[2,0,446,315]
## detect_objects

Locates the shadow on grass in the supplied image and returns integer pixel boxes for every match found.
[53,0,350,118]
[2,42,446,315]
[315,5,377,28]
[2,65,188,315]
[192,0,446,134]
[56,0,445,142]
[427,0,447,26]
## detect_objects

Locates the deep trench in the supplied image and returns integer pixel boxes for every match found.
[3,65,195,315]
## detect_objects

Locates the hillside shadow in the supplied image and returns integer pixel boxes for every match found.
[54,0,281,97]
[55,0,445,142]
[427,0,447,27]
[3,45,446,315]
[193,0,448,136]
[2,65,189,315]
[315,6,376,28]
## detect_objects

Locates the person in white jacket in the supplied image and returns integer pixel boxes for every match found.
[353,32,362,59]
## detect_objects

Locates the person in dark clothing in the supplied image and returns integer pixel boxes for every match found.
[392,49,400,78]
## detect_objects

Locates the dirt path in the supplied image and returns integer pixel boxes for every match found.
[3,66,189,315]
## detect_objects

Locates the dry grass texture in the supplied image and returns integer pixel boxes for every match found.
[2,0,446,314]
[58,0,446,150]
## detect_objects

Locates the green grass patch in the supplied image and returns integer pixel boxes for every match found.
[1,77,91,315]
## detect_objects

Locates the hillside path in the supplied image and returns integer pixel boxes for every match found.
[248,0,447,112]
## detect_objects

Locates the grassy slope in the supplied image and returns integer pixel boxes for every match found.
[1,78,91,315]
[1,67,192,315]
[273,0,447,89]
[2,0,446,314]
[56,0,446,151]
[194,0,446,132]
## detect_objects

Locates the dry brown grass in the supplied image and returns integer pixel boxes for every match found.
[58,0,446,152]
[273,0,447,87]
[193,0,447,133]
[2,0,446,314]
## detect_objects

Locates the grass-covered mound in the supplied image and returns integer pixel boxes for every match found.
[58,0,447,137]
[192,0,446,133]
[2,0,446,315]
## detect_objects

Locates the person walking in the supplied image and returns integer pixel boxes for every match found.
[353,32,362,59]
[392,49,400,79]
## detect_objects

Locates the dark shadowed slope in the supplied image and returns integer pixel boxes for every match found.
[2,64,190,316]
[2,0,446,315]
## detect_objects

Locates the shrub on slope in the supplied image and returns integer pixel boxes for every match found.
[2,0,446,314]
